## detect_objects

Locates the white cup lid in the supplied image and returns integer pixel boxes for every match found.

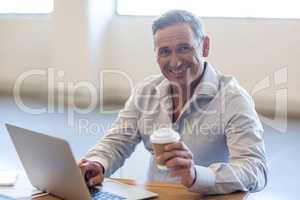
[150,128,180,144]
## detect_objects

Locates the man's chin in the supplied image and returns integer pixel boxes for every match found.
[168,76,190,86]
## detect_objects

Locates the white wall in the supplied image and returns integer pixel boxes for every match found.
[0,0,114,104]
[0,14,52,92]
[0,1,299,116]
[51,0,114,104]
[103,16,300,117]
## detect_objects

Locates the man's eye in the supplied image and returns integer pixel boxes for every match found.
[177,45,192,53]
[158,49,171,57]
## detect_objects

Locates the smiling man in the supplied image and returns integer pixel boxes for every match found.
[79,10,268,194]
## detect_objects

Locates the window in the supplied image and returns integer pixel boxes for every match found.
[0,0,53,14]
[117,0,299,19]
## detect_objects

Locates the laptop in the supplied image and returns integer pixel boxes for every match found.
[5,124,158,200]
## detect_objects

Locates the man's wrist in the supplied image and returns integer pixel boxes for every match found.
[83,156,109,176]
[188,165,216,193]
[187,166,197,188]
[93,161,105,174]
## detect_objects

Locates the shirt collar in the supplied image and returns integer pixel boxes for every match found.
[193,62,219,98]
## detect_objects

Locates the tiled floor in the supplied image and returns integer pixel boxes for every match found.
[0,95,299,199]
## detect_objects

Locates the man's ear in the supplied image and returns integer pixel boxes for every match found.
[202,36,210,57]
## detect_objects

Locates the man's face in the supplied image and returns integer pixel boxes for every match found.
[154,23,204,87]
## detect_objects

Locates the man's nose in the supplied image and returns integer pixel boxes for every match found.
[169,53,180,68]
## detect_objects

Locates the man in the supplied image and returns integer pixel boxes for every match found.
[79,10,267,194]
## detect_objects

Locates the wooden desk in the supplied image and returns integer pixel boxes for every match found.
[34,178,248,200]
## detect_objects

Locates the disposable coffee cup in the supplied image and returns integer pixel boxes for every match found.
[150,128,180,170]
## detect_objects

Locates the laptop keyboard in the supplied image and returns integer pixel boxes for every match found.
[91,190,126,200]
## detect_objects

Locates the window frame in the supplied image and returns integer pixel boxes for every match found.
[116,0,300,19]
[0,0,54,14]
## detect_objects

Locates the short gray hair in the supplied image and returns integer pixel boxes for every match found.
[152,10,205,41]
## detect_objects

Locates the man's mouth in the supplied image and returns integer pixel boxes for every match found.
[168,65,190,76]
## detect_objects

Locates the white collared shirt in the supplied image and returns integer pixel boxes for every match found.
[85,62,268,194]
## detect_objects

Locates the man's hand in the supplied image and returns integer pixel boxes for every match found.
[158,141,196,188]
[78,159,104,187]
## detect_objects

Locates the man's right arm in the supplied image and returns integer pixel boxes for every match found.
[82,87,142,177]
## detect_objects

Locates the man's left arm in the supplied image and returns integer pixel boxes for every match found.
[188,92,268,194]
[189,112,268,194]
[160,93,268,194]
